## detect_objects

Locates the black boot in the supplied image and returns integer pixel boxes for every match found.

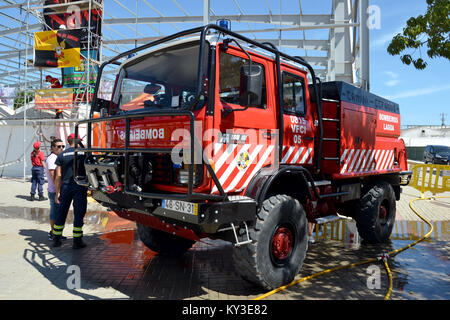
[30,194,35,201]
[73,237,87,249]
[53,234,62,247]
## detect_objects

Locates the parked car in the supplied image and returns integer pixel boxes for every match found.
[424,145,450,164]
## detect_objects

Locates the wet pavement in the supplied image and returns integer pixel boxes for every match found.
[0,201,449,300]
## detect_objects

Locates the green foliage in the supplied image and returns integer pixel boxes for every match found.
[387,0,450,69]
[13,90,34,110]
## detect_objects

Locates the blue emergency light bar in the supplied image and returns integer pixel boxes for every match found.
[216,19,231,30]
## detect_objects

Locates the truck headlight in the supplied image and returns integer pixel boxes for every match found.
[173,163,203,186]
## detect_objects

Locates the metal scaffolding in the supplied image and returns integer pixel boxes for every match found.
[0,0,371,91]
[0,0,371,179]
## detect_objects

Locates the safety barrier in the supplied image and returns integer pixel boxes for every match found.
[409,164,450,198]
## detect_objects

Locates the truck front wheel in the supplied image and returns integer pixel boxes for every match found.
[137,223,195,256]
[356,181,396,243]
[232,195,308,290]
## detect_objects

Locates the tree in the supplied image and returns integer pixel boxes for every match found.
[13,89,34,110]
[387,0,450,70]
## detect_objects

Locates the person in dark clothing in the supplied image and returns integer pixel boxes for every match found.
[52,134,87,249]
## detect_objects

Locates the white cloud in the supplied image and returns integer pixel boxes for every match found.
[384,71,399,87]
[384,84,450,100]
[386,79,400,87]
[371,28,403,49]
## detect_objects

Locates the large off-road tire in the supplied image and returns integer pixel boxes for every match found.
[137,223,195,256]
[232,195,308,290]
[356,181,396,243]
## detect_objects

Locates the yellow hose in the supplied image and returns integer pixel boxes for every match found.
[382,259,393,300]
[253,196,449,300]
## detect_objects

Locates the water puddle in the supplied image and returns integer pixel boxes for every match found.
[1,206,448,299]
[0,206,136,234]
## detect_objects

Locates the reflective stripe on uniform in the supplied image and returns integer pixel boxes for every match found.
[73,226,83,237]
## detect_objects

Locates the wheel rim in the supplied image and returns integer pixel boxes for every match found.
[379,205,387,220]
[271,226,294,261]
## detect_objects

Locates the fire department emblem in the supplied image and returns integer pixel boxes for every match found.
[237,151,250,171]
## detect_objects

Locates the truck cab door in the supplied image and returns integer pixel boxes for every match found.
[210,46,277,194]
[279,69,315,167]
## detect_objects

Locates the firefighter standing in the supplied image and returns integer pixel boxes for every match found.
[52,134,87,249]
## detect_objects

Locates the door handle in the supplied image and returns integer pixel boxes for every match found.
[262,132,275,139]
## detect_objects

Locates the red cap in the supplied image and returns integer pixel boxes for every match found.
[67,133,82,141]
[33,141,41,149]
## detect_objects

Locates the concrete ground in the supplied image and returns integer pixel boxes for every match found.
[0,178,449,300]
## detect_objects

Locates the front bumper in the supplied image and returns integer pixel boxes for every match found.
[433,158,450,165]
[91,189,256,234]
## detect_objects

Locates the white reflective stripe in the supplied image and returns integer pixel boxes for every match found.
[384,150,394,170]
[340,149,354,173]
[348,149,361,172]
[364,149,375,171]
[370,149,381,171]
[353,149,366,172]
[300,148,311,164]
[358,149,370,172]
[382,150,392,170]
[308,148,313,164]
[214,143,238,172]
[235,145,274,193]
[216,144,251,188]
[376,150,387,170]
[281,146,295,163]
[290,147,304,164]
[224,145,264,193]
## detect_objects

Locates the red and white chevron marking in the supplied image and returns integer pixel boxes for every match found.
[211,144,314,193]
[340,149,395,174]
[211,143,275,194]
[281,146,314,165]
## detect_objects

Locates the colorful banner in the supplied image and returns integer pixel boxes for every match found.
[34,88,74,110]
[62,49,98,87]
[43,0,102,49]
[34,29,82,68]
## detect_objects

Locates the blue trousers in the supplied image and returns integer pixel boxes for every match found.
[48,191,59,221]
[30,166,44,197]
[54,182,87,237]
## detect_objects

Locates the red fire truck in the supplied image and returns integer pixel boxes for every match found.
[75,24,411,290]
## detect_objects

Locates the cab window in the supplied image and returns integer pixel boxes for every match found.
[219,51,266,108]
[282,72,306,115]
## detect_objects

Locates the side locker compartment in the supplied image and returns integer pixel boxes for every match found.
[339,101,377,175]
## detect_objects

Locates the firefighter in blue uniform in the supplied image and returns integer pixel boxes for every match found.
[52,134,87,249]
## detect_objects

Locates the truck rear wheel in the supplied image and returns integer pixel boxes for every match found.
[232,195,308,290]
[137,223,195,256]
[356,181,396,243]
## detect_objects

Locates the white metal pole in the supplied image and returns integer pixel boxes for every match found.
[23,0,30,181]
[359,0,370,91]
[203,0,210,25]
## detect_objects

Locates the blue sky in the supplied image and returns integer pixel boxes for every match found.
[1,0,448,126]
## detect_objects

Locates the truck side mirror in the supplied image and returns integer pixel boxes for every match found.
[239,64,263,107]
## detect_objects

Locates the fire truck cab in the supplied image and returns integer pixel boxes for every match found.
[75,24,411,290]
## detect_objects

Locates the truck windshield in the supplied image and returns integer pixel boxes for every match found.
[115,41,209,112]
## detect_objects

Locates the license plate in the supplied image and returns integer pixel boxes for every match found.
[162,199,198,215]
